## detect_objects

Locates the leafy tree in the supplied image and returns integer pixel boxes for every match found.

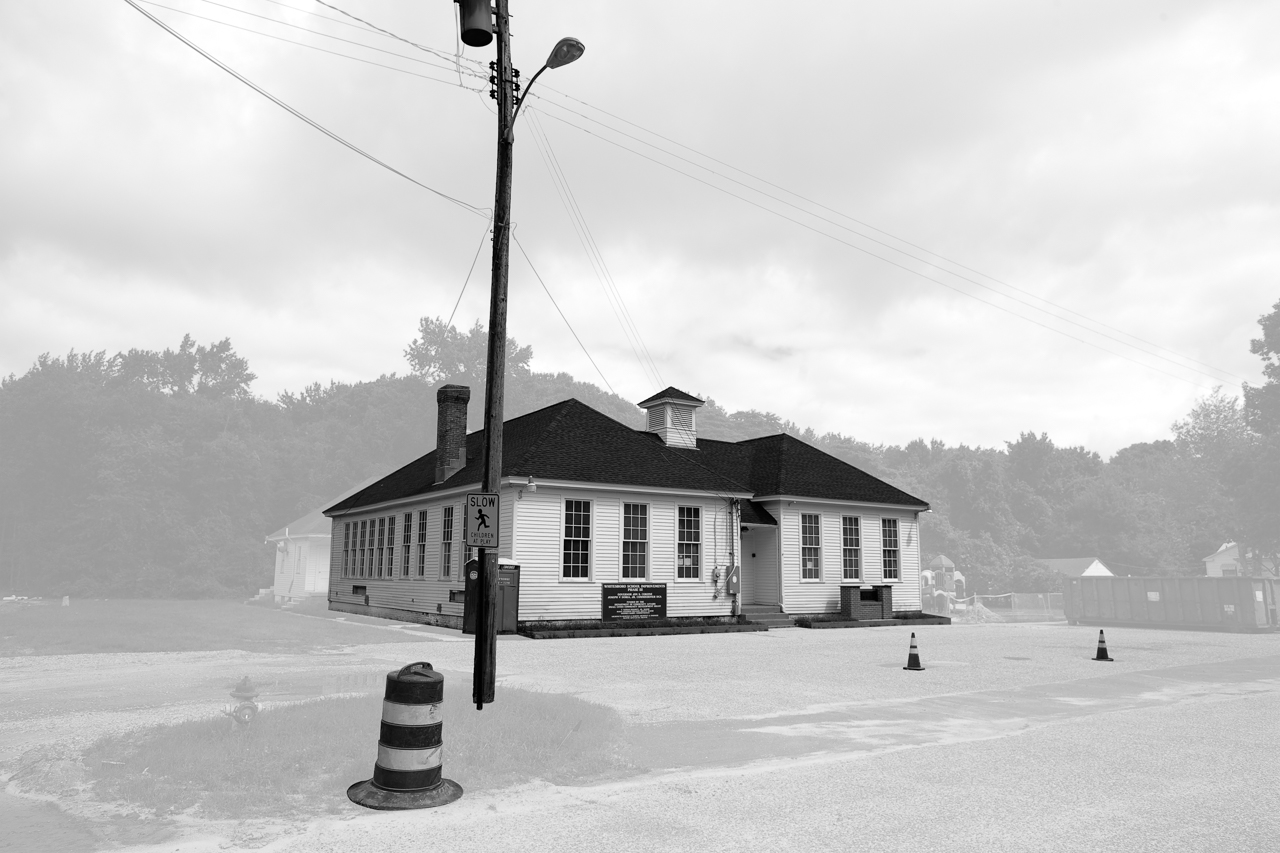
[1244,298,1280,434]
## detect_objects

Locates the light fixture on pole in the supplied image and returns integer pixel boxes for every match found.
[507,37,585,141]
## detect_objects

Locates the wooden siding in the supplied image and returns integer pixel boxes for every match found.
[774,500,922,614]
[512,488,736,622]
[326,488,518,622]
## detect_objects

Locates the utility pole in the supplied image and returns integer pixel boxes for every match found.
[472,0,514,712]
[455,0,582,711]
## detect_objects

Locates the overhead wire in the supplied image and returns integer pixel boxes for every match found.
[512,235,616,396]
[524,108,664,391]
[445,219,494,331]
[142,0,483,85]
[128,0,1239,392]
[530,109,1219,391]
[229,0,1239,388]
[119,0,489,218]
[532,83,1249,385]
[528,97,1242,387]
[529,109,665,390]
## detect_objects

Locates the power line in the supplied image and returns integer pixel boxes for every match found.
[263,4,1242,389]
[445,218,493,330]
[311,0,484,71]
[512,235,616,395]
[530,110,664,389]
[533,84,1249,385]
[120,0,489,218]
[525,109,664,391]
[529,97,1244,387]
[145,0,481,83]
[531,109,1220,391]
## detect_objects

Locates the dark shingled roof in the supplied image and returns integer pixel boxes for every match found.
[636,386,704,407]
[679,435,929,508]
[327,397,929,515]
[326,399,751,515]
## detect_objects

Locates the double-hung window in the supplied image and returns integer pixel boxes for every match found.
[357,520,368,578]
[417,510,428,577]
[622,503,648,579]
[386,516,396,576]
[401,513,412,577]
[800,513,821,580]
[677,506,701,579]
[440,506,455,579]
[842,516,861,580]
[881,518,900,580]
[342,522,351,577]
[376,517,386,577]
[563,500,591,579]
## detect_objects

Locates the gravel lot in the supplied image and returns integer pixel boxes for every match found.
[3,620,1278,852]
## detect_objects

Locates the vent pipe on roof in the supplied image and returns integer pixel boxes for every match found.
[435,384,471,484]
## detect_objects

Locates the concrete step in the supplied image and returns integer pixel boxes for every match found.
[740,604,783,614]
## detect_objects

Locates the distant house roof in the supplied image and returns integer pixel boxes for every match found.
[269,474,383,540]
[636,387,705,407]
[1201,542,1236,562]
[1037,557,1113,577]
[326,397,929,515]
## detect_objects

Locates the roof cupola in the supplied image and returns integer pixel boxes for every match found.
[637,386,704,449]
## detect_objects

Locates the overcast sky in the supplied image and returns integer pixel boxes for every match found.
[2,0,1277,456]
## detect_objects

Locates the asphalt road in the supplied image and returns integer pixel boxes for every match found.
[4,621,1279,852]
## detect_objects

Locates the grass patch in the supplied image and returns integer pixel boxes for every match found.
[0,599,405,656]
[78,681,637,818]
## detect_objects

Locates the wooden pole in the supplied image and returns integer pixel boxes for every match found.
[473,0,514,711]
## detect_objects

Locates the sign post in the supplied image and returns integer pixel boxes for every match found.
[466,493,500,709]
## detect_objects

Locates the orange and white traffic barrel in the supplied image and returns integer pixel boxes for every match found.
[347,661,463,810]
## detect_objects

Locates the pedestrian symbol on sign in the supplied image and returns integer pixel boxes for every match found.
[465,492,499,548]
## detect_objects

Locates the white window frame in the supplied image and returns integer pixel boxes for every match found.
[342,522,351,578]
[440,506,455,581]
[882,517,900,581]
[386,515,396,577]
[401,512,412,577]
[842,516,861,581]
[358,519,368,578]
[376,517,386,578]
[800,512,822,581]
[621,502,649,580]
[416,510,428,578]
[676,505,701,581]
[562,499,592,581]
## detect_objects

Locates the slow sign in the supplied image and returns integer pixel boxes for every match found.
[464,493,499,549]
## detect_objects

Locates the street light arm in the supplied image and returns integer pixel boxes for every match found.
[511,63,548,129]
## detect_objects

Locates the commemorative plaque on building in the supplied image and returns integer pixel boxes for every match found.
[601,583,667,622]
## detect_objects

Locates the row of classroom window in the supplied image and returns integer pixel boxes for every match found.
[340,503,900,582]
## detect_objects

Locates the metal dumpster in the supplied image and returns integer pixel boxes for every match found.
[1065,576,1278,632]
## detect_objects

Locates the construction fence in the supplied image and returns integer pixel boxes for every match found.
[922,590,1065,621]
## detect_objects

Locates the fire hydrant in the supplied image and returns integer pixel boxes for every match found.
[223,676,260,725]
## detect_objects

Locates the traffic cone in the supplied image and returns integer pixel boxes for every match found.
[903,632,925,671]
[1092,629,1113,662]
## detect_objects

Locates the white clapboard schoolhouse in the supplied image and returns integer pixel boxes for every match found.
[323,385,930,627]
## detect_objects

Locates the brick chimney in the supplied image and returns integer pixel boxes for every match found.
[434,384,471,484]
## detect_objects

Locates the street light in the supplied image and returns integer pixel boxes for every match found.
[509,37,585,139]
[455,1,583,711]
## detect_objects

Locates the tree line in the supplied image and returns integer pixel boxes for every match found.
[2,302,1277,599]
